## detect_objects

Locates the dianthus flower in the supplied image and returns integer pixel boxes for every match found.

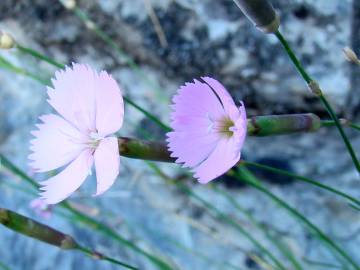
[29,63,124,204]
[167,77,247,183]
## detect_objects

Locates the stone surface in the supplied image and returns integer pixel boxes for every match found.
[0,0,359,269]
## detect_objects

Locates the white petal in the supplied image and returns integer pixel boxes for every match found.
[47,64,97,132]
[94,71,124,136]
[40,149,94,204]
[93,137,120,196]
[29,114,87,172]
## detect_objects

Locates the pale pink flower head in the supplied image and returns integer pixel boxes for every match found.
[30,198,53,219]
[29,63,124,204]
[166,77,247,184]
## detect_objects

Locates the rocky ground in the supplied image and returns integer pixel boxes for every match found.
[0,0,359,269]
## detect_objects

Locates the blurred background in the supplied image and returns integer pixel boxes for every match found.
[0,0,359,269]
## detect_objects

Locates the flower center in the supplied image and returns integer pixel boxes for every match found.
[208,115,236,138]
[88,131,103,149]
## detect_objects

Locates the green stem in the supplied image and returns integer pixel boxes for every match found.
[236,168,360,270]
[0,208,138,269]
[16,44,65,69]
[77,246,139,270]
[60,202,174,270]
[243,161,360,207]
[212,185,303,270]
[0,155,173,270]
[275,30,360,173]
[146,162,286,270]
[275,31,311,83]
[0,55,49,85]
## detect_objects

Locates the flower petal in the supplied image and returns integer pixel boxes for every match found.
[171,79,225,121]
[94,71,124,137]
[47,63,97,132]
[201,77,236,117]
[193,137,241,184]
[93,137,120,196]
[29,114,87,172]
[167,130,219,167]
[167,79,228,167]
[39,149,94,204]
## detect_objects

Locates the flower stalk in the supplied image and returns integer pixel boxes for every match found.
[119,113,321,162]
[0,208,78,249]
[0,208,139,269]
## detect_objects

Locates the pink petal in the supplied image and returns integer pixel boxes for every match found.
[171,79,225,121]
[94,71,124,137]
[93,137,120,196]
[194,137,241,184]
[167,79,229,167]
[29,114,87,172]
[234,101,247,136]
[47,63,97,132]
[39,149,94,204]
[201,77,237,117]
[167,131,220,168]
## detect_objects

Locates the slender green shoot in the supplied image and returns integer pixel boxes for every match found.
[0,156,174,270]
[242,161,360,207]
[146,162,286,270]
[275,30,360,173]
[212,185,303,270]
[236,167,360,270]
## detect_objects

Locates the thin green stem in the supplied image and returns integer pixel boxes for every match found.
[60,203,174,270]
[320,96,360,172]
[236,167,360,270]
[146,162,286,270]
[243,161,360,207]
[77,246,139,270]
[0,55,49,85]
[274,31,311,83]
[350,123,360,131]
[303,258,343,269]
[275,30,360,173]
[0,156,173,270]
[322,120,360,132]
[16,44,65,69]
[0,208,137,269]
[213,185,303,270]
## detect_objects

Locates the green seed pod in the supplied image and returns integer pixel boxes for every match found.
[233,0,280,33]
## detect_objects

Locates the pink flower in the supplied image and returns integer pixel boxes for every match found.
[29,63,124,204]
[166,77,247,184]
[30,198,53,219]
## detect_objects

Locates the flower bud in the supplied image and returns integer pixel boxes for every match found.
[0,32,15,49]
[343,46,359,64]
[233,0,280,33]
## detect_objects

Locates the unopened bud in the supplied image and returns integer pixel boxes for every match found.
[59,0,76,10]
[233,0,280,33]
[343,46,359,64]
[0,32,15,49]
